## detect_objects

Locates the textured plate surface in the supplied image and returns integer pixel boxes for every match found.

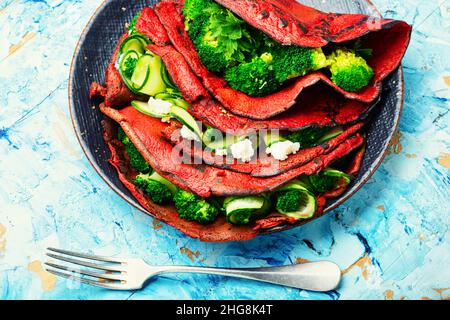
[69,0,403,235]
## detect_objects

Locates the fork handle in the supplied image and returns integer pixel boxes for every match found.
[155,261,341,292]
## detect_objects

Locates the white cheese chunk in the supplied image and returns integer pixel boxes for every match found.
[266,141,301,161]
[148,97,172,115]
[180,125,201,142]
[230,139,255,163]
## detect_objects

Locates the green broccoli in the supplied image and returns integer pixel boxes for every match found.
[224,54,279,97]
[173,189,219,224]
[270,46,329,83]
[328,49,374,92]
[134,172,177,205]
[184,0,258,74]
[118,128,151,173]
[128,11,141,35]
[224,46,329,96]
[122,56,137,78]
[188,16,231,74]
[273,181,317,219]
[308,168,352,193]
[275,190,304,213]
[183,0,215,23]
[285,127,331,149]
[224,195,271,225]
[183,0,374,96]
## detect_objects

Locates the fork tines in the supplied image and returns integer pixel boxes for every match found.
[44,247,126,290]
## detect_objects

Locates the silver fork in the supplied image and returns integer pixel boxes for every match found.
[45,247,341,292]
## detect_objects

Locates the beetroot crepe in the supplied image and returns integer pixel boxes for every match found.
[254,143,367,231]
[163,121,365,177]
[135,7,171,46]
[100,104,364,198]
[149,43,375,134]
[102,119,259,242]
[103,117,364,241]
[101,106,364,241]
[154,1,411,119]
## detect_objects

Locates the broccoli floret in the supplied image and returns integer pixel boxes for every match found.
[185,0,258,74]
[122,56,137,78]
[174,189,219,224]
[189,17,230,74]
[285,127,331,149]
[270,46,329,83]
[123,142,150,174]
[184,0,374,96]
[224,54,279,97]
[118,128,151,173]
[273,181,317,219]
[128,11,141,35]
[134,172,175,205]
[328,49,374,92]
[275,190,305,213]
[117,126,128,143]
[183,0,216,23]
[224,46,328,96]
[309,168,352,193]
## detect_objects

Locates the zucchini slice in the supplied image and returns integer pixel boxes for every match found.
[131,100,171,119]
[130,55,152,91]
[118,50,141,94]
[154,92,179,100]
[119,35,148,55]
[131,55,167,96]
[202,128,245,151]
[148,172,178,195]
[170,106,202,139]
[309,168,351,193]
[171,98,190,110]
[317,127,344,144]
[155,93,190,110]
[274,181,317,219]
[224,196,271,225]
[160,62,178,90]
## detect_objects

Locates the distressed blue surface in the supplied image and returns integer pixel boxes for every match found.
[0,0,449,300]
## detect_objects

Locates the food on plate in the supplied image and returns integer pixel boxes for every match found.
[100,103,364,240]
[153,0,411,119]
[89,1,411,241]
[183,0,373,95]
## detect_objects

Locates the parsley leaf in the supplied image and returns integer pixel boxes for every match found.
[123,57,138,78]
[206,7,258,64]
[128,11,141,35]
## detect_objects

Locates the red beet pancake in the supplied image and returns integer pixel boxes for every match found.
[100,104,364,198]
[154,1,411,119]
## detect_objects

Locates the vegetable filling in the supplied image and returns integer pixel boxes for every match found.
[183,0,374,96]
[118,129,353,226]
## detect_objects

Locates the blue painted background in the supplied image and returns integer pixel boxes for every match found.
[0,0,449,300]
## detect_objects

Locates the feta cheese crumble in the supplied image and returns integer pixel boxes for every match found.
[180,125,201,142]
[266,141,301,161]
[230,139,255,163]
[148,97,172,115]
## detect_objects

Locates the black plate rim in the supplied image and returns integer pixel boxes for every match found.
[68,0,404,237]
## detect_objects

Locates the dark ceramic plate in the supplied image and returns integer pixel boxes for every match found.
[69,0,403,235]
